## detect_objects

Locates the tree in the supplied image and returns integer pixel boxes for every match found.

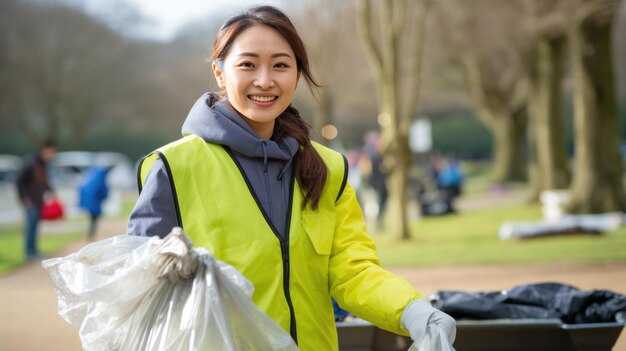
[435,0,529,183]
[567,0,626,213]
[0,1,141,148]
[463,55,529,183]
[291,0,354,145]
[524,0,570,200]
[357,0,429,239]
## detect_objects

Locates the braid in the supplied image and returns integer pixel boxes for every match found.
[274,106,327,210]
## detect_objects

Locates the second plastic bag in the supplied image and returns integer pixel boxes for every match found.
[42,228,298,351]
[408,324,455,351]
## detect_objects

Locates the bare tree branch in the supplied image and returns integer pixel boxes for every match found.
[400,0,429,129]
[574,0,621,25]
[392,0,406,41]
[381,0,397,82]
[356,0,384,81]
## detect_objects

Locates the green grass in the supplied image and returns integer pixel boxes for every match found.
[0,191,138,276]
[0,226,83,275]
[119,195,138,218]
[459,162,527,195]
[374,204,626,267]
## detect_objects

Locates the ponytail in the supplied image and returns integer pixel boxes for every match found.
[273,106,327,210]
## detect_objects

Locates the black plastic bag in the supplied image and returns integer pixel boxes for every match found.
[432,282,626,324]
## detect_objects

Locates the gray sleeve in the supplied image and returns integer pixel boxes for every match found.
[127,159,179,238]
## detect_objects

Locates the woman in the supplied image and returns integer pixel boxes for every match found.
[128,6,455,350]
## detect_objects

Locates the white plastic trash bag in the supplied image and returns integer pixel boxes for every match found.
[408,325,455,351]
[42,228,298,351]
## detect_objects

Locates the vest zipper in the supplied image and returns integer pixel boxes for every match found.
[261,141,274,222]
[283,173,297,344]
[223,147,298,345]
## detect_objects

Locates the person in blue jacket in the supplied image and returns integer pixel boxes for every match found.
[78,166,110,240]
[436,156,464,213]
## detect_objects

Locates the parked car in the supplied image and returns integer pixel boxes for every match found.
[49,151,135,189]
[0,154,22,183]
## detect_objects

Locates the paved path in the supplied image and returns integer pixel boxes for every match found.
[2,216,625,350]
[0,218,127,351]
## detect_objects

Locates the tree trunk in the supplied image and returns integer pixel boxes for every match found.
[528,35,569,201]
[463,56,528,183]
[384,128,411,240]
[491,110,527,183]
[357,0,414,240]
[380,75,410,239]
[567,13,626,213]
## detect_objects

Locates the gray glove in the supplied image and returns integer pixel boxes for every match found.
[401,298,456,345]
[155,227,199,284]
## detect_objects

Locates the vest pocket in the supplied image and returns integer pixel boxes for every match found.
[301,209,335,255]
[301,209,335,291]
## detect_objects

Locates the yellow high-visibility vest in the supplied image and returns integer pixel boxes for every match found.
[139,134,421,351]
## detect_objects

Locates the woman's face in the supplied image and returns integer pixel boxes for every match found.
[213,24,299,139]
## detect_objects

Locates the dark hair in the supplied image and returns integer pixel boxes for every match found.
[38,139,57,150]
[211,6,327,209]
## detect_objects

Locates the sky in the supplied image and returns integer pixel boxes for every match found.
[124,0,283,40]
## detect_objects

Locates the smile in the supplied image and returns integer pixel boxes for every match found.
[248,95,277,103]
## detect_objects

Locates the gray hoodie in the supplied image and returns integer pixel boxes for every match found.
[127,93,299,239]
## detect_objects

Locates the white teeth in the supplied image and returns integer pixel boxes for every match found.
[249,95,276,102]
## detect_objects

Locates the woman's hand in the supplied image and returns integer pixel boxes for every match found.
[401,298,456,345]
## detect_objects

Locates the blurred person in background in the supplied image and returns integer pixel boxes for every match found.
[345,150,364,206]
[427,153,442,187]
[78,166,110,241]
[127,6,454,350]
[435,155,464,213]
[362,131,388,229]
[15,139,57,260]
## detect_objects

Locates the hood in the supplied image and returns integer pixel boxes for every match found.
[181,93,299,162]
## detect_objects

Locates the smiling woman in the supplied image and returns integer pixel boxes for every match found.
[211,24,299,139]
[206,6,327,209]
[125,5,456,351]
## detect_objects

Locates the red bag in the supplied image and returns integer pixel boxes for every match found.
[41,198,64,220]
